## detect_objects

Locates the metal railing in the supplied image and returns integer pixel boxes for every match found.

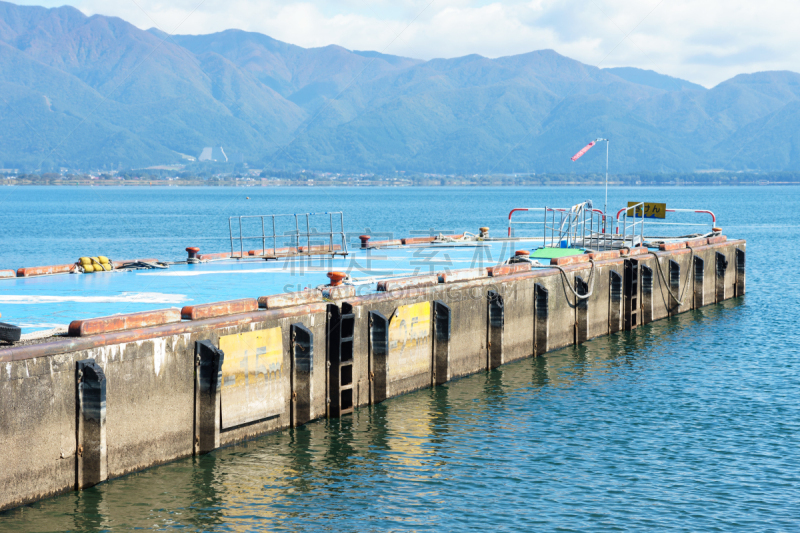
[614,207,717,237]
[616,202,646,249]
[508,202,616,250]
[229,212,348,258]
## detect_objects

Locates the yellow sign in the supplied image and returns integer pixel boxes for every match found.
[388,301,432,382]
[219,327,284,429]
[627,202,666,219]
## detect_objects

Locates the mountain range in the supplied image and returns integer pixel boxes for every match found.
[1,1,799,173]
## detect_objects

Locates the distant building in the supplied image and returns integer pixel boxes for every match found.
[198,147,229,162]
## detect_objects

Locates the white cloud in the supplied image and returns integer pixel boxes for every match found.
[13,0,800,87]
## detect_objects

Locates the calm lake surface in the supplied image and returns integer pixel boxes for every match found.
[0,186,798,531]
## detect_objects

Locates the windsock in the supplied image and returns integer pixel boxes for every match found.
[571,141,597,162]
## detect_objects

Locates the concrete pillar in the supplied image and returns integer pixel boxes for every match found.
[194,340,224,455]
[623,259,639,331]
[575,276,589,344]
[693,256,705,309]
[609,270,623,334]
[668,259,681,315]
[368,310,389,404]
[736,248,746,296]
[534,283,549,356]
[641,264,654,325]
[433,301,451,385]
[291,323,313,428]
[487,291,504,369]
[715,252,728,302]
[76,359,107,490]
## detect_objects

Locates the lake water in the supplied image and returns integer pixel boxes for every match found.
[1,186,798,531]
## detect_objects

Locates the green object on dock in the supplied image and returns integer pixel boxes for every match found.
[530,247,586,259]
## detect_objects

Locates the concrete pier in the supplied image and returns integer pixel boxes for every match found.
[0,239,745,512]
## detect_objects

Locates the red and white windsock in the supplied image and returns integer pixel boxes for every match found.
[571,141,597,162]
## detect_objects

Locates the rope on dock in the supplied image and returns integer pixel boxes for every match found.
[649,251,694,306]
[531,259,597,300]
[116,261,169,270]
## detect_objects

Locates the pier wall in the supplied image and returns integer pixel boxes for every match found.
[0,240,745,512]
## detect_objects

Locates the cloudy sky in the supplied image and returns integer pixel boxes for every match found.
[15,0,800,87]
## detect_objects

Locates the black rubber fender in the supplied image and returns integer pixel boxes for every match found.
[0,322,21,343]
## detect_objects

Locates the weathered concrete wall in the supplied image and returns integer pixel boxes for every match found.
[0,305,327,511]
[212,312,326,446]
[101,336,194,478]
[1,354,77,511]
[446,283,490,379]
[531,269,576,352]
[346,290,433,400]
[0,241,745,512]
[567,258,624,342]
[693,246,717,308]
[502,276,536,364]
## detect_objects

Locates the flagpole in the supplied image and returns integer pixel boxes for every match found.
[605,139,609,224]
[570,137,610,231]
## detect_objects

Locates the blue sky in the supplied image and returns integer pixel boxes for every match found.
[13,0,800,87]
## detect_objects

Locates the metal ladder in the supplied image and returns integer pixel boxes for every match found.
[327,303,355,418]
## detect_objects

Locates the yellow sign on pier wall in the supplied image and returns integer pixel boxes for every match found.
[388,302,432,382]
[219,327,284,429]
[627,202,667,219]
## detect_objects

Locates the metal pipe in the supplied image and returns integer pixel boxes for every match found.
[641,210,645,247]
[542,206,547,248]
[239,216,244,258]
[229,217,234,256]
[605,139,609,217]
[340,212,346,253]
[622,212,627,249]
[581,206,586,246]
[550,211,564,246]
[604,213,607,250]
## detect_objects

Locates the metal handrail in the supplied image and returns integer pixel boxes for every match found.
[614,208,717,233]
[229,212,348,258]
[618,202,645,249]
[564,205,612,251]
[508,207,549,238]
[508,203,614,250]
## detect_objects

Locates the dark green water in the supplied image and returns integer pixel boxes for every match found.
[1,186,798,531]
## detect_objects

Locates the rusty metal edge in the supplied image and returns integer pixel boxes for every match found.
[652,240,736,257]
[558,257,626,273]
[0,303,328,363]
[344,267,564,306]
[181,298,259,320]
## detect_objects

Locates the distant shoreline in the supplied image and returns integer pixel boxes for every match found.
[2,180,796,187]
